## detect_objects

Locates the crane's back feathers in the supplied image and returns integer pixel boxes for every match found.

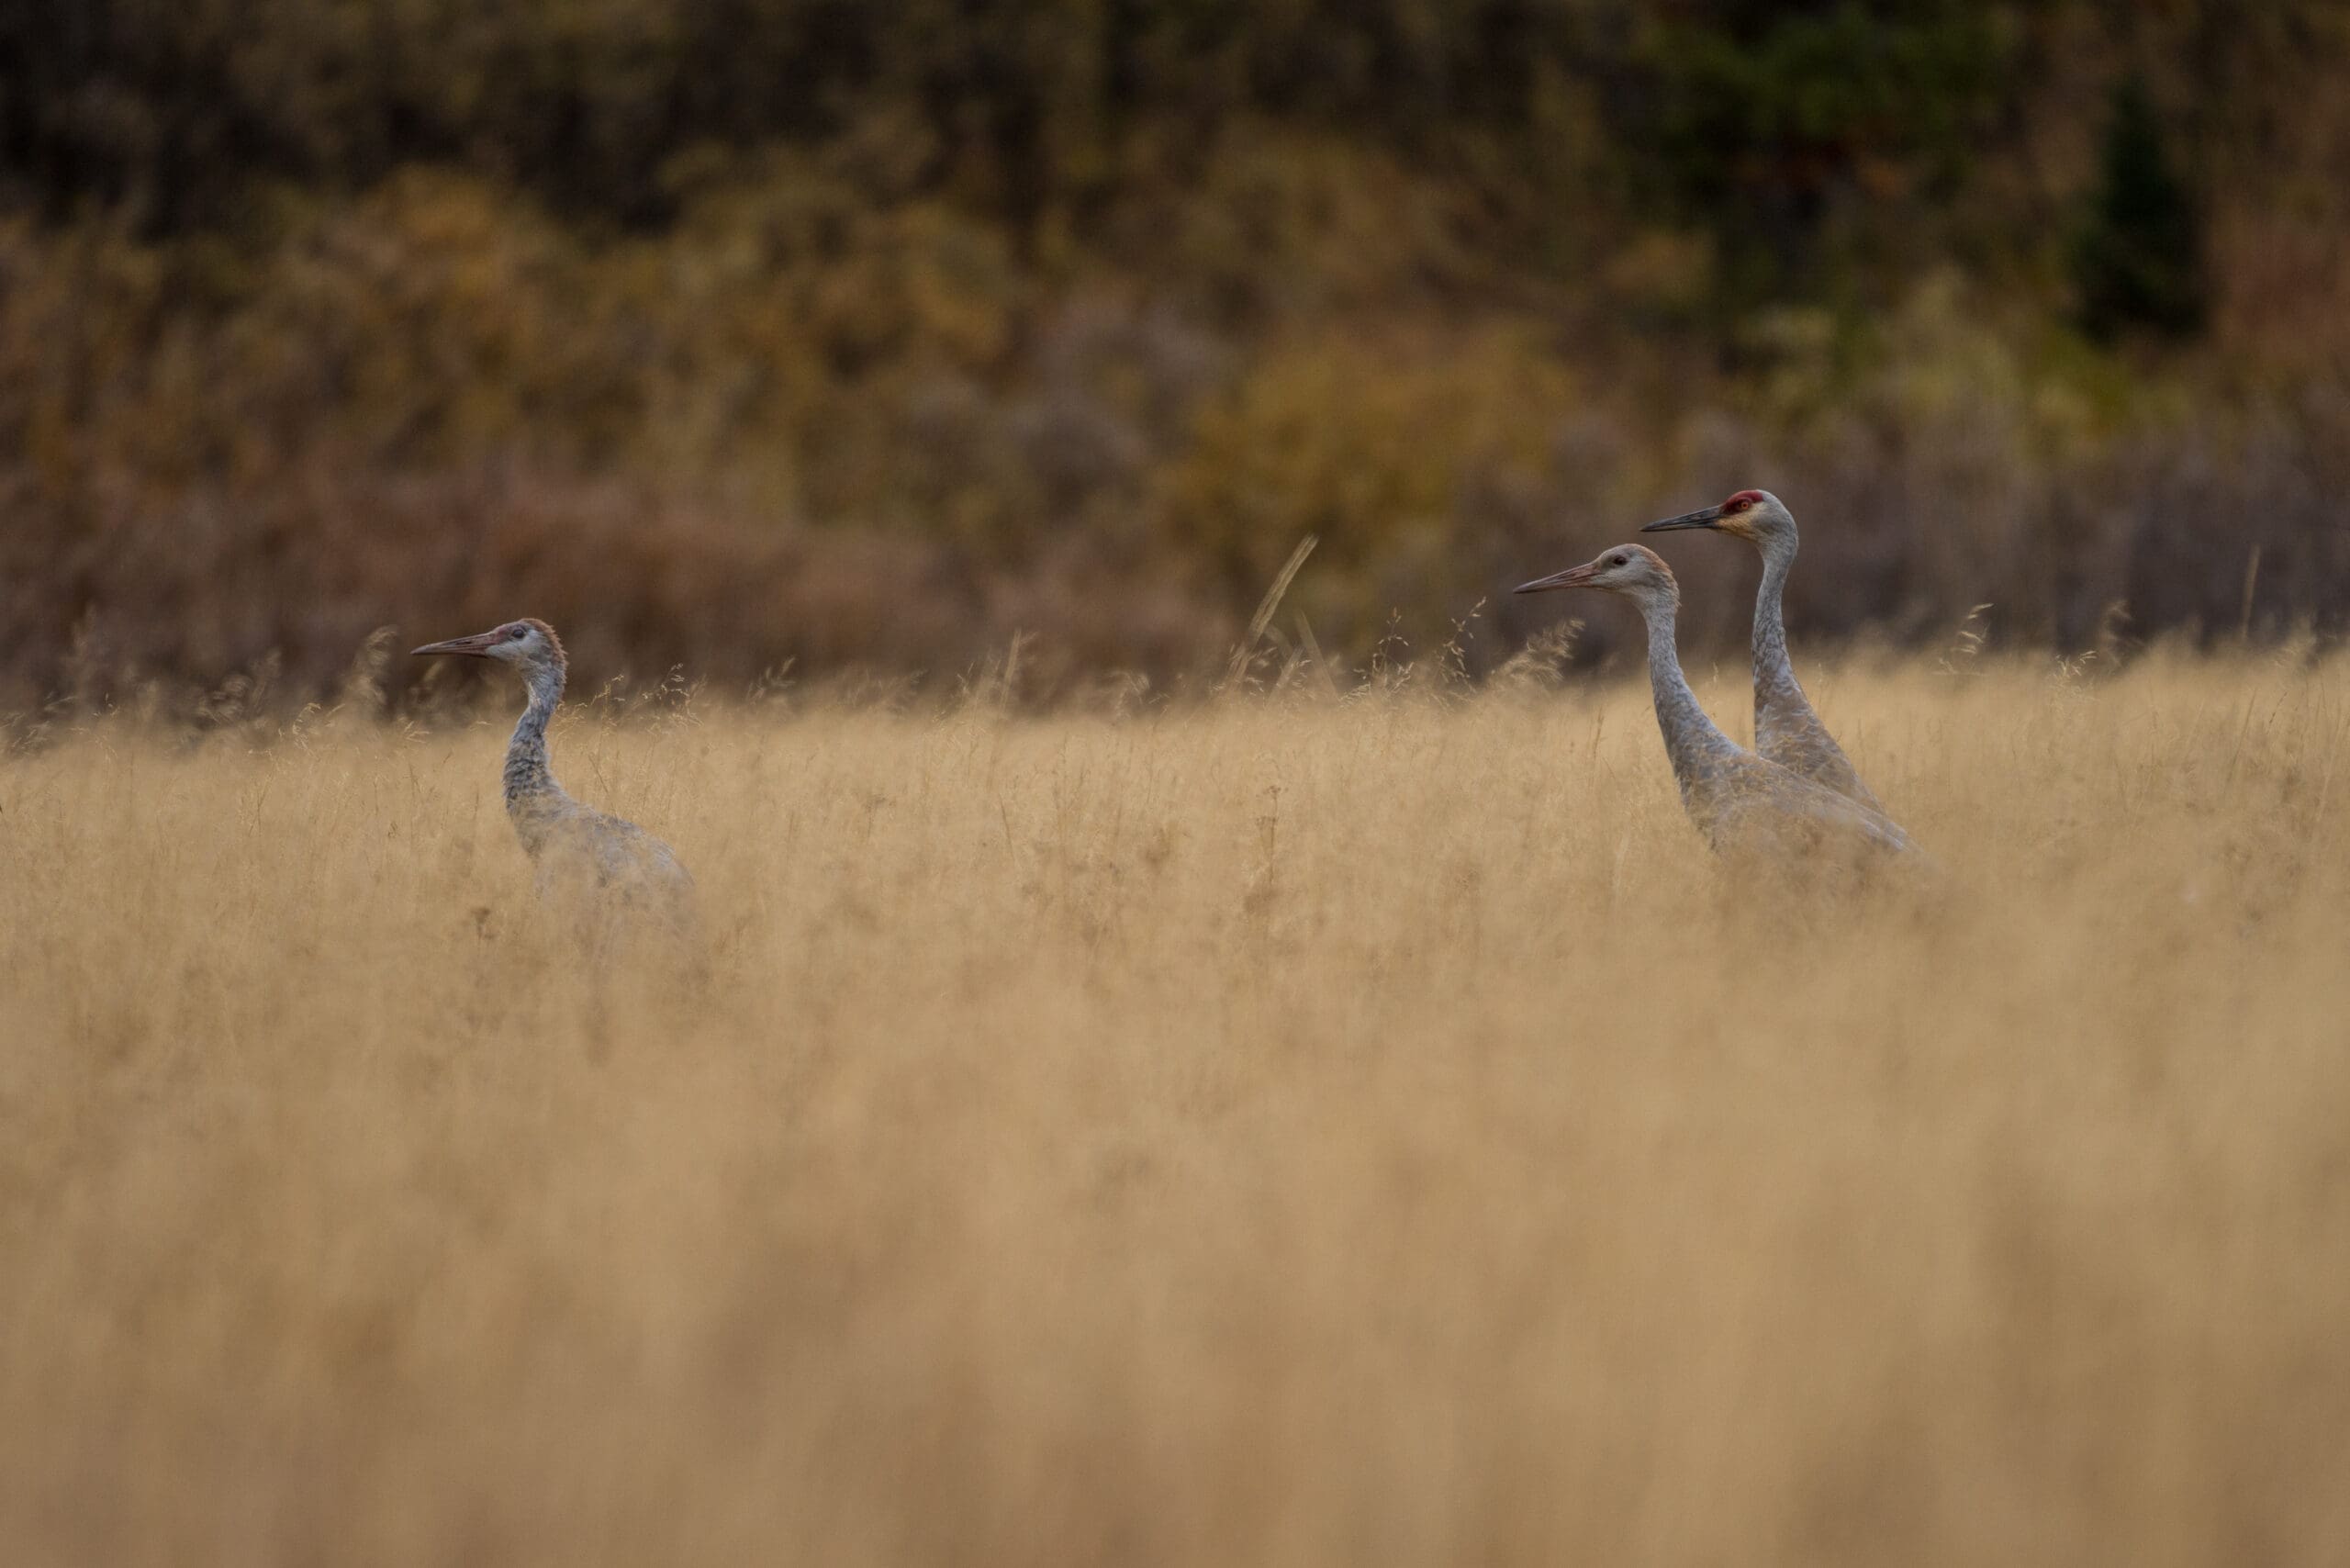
[416,616,697,949]
[1516,543,1916,864]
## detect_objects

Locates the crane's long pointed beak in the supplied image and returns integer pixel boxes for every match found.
[1640,506,1725,533]
[412,633,498,658]
[1512,563,1600,595]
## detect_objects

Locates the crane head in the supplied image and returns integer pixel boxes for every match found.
[412,618,567,671]
[1513,543,1677,606]
[1639,488,1793,545]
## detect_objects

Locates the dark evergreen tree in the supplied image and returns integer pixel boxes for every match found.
[2072,74,2209,342]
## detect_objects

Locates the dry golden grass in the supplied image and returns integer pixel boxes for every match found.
[5,650,2349,1566]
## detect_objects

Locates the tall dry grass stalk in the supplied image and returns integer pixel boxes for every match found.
[5,652,2348,1566]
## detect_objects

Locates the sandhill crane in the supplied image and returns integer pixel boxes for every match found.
[1641,489,1880,810]
[413,619,696,938]
[1514,545,1911,858]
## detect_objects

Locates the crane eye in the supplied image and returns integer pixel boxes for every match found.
[1609,554,1627,566]
[510,626,528,639]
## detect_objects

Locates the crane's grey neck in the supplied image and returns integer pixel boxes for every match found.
[1636,593,1742,798]
[1752,534,1805,711]
[503,661,568,817]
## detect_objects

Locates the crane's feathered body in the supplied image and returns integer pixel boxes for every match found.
[1516,545,1911,859]
[1644,489,1881,812]
[416,618,696,940]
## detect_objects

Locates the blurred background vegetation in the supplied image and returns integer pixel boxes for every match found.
[4,0,2347,705]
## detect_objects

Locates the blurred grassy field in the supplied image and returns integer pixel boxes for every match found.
[5,651,2349,1566]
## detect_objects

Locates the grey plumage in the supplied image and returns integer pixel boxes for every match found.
[1642,489,1881,811]
[414,618,697,940]
[1514,545,1912,858]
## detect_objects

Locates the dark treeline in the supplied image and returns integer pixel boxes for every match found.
[3,1,2346,705]
[6,3,2005,250]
